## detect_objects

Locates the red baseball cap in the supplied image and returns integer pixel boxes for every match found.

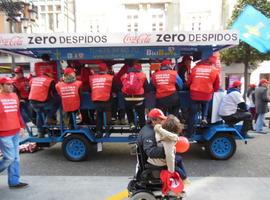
[231,80,242,88]
[14,66,23,73]
[260,79,269,85]
[148,108,167,120]
[0,77,14,84]
[134,64,142,71]
[249,84,256,88]
[64,67,75,75]
[98,63,107,71]
[161,59,172,66]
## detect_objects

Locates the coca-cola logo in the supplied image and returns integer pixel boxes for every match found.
[123,33,151,44]
[0,36,23,47]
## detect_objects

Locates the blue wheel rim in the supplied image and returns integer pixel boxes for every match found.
[211,137,232,158]
[66,139,86,159]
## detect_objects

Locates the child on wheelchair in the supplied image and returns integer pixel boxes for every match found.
[147,114,190,185]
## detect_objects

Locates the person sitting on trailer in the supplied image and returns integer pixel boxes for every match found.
[29,68,60,138]
[187,56,220,138]
[176,55,192,90]
[89,63,114,138]
[12,66,33,123]
[151,59,183,117]
[219,81,253,139]
[120,63,149,130]
[55,68,82,129]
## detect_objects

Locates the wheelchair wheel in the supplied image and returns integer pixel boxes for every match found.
[130,191,156,200]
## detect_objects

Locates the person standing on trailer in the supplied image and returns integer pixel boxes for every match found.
[56,68,82,129]
[176,55,192,90]
[151,59,183,117]
[187,56,220,137]
[12,67,32,123]
[0,77,28,188]
[120,63,149,129]
[29,68,60,137]
[89,63,114,138]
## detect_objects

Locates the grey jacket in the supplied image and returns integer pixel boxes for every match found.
[255,86,270,114]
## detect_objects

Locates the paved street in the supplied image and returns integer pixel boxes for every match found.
[1,130,270,200]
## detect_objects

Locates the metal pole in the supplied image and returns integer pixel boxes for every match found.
[9,20,16,70]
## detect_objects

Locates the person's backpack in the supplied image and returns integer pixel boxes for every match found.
[122,72,143,95]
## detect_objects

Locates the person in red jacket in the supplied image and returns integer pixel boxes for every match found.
[151,59,183,117]
[0,77,28,188]
[187,56,220,137]
[89,63,114,138]
[120,63,149,129]
[56,68,82,129]
[12,66,33,123]
[29,69,60,137]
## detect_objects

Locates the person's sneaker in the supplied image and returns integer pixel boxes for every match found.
[201,119,208,126]
[9,182,28,189]
[120,119,128,125]
[130,123,135,129]
[183,178,191,186]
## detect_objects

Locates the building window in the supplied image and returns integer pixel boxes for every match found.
[48,13,54,30]
[56,5,61,11]
[48,5,53,12]
[40,5,45,12]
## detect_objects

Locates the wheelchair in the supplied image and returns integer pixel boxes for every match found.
[127,142,185,200]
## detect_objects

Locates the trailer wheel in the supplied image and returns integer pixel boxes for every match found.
[206,133,236,160]
[62,134,91,161]
[130,192,156,200]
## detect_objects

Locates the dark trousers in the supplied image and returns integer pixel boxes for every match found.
[188,100,210,136]
[221,110,252,136]
[94,101,112,133]
[30,99,60,133]
[156,93,180,117]
[124,100,145,128]
[20,100,33,123]
[175,154,187,180]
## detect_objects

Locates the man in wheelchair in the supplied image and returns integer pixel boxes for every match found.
[128,108,186,200]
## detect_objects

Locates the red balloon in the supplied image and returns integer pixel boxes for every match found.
[175,136,190,153]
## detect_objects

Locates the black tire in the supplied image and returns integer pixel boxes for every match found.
[130,192,156,200]
[62,134,91,162]
[206,132,236,160]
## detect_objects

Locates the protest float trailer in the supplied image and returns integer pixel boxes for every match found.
[0,31,245,161]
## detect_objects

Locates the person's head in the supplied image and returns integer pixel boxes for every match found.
[162,114,183,135]
[161,59,173,69]
[148,108,167,126]
[231,80,242,89]
[133,64,142,72]
[249,84,256,89]
[259,79,269,87]
[0,77,14,93]
[14,66,24,78]
[182,55,192,66]
[63,67,76,82]
[98,63,108,73]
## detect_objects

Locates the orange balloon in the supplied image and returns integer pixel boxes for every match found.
[175,136,190,153]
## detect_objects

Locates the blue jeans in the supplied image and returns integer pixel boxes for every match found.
[256,113,265,132]
[188,100,210,136]
[175,154,187,180]
[0,133,20,186]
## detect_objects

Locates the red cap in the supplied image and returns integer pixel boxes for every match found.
[231,80,242,88]
[14,66,23,73]
[161,59,172,66]
[64,68,75,75]
[148,108,167,120]
[260,79,269,85]
[0,77,14,84]
[249,84,256,88]
[134,64,142,71]
[98,63,107,71]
